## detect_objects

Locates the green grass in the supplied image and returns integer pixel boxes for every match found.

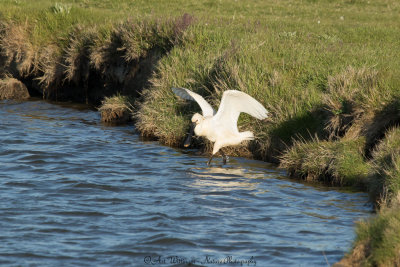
[344,204,400,266]
[132,0,400,160]
[279,136,370,186]
[1,0,400,265]
[369,127,400,204]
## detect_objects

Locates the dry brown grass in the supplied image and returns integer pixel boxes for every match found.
[90,15,192,87]
[64,26,96,85]
[323,66,384,139]
[32,45,67,100]
[0,14,193,104]
[0,76,30,100]
[98,94,133,123]
[0,22,36,77]
[89,26,128,83]
[335,241,370,267]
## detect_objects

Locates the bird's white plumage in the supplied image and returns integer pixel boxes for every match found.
[172,87,215,117]
[214,90,268,134]
[172,87,268,164]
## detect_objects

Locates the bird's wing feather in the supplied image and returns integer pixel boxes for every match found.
[172,87,215,117]
[213,90,268,133]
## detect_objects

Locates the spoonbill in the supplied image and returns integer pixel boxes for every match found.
[172,87,268,165]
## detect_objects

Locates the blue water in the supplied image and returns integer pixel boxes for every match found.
[0,99,371,266]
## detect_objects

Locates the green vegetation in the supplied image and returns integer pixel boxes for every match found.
[340,203,400,267]
[369,127,400,204]
[1,0,400,265]
[280,137,370,187]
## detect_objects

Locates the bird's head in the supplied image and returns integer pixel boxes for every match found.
[191,113,204,125]
[184,113,204,148]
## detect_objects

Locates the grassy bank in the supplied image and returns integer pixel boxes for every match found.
[1,0,400,265]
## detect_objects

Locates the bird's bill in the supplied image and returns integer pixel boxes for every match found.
[184,122,195,147]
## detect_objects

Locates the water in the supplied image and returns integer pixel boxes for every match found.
[0,99,371,266]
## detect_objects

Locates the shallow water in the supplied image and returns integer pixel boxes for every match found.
[0,99,371,266]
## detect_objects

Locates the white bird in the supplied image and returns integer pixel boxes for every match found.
[172,87,268,165]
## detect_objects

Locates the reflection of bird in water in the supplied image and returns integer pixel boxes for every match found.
[172,87,268,166]
[188,167,257,192]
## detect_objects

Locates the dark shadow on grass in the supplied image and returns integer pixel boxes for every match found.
[363,99,400,158]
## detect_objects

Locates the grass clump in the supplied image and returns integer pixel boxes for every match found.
[323,66,384,139]
[368,127,400,204]
[341,203,400,267]
[360,99,400,156]
[0,21,35,77]
[51,3,71,15]
[339,127,400,266]
[98,94,133,124]
[63,25,95,85]
[0,13,193,103]
[280,137,370,187]
[91,14,192,76]
[0,76,30,100]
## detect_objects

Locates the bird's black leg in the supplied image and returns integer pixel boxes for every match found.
[220,149,228,165]
[207,154,214,166]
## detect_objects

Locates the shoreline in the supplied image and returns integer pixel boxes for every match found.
[1,1,400,265]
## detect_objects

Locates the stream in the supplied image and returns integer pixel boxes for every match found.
[0,99,372,266]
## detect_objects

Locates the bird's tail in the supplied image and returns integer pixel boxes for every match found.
[241,131,254,141]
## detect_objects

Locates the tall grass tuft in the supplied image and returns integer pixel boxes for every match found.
[51,3,71,15]
[0,22,35,76]
[280,136,369,187]
[90,15,193,85]
[64,25,96,85]
[343,204,400,267]
[35,45,64,99]
[368,127,400,205]
[99,94,133,124]
[323,66,384,139]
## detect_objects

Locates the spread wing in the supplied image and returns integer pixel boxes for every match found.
[213,90,268,133]
[172,87,216,117]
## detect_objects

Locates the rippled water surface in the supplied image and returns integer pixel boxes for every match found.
[0,99,372,266]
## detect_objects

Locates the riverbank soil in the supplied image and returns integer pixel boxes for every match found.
[1,0,399,265]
